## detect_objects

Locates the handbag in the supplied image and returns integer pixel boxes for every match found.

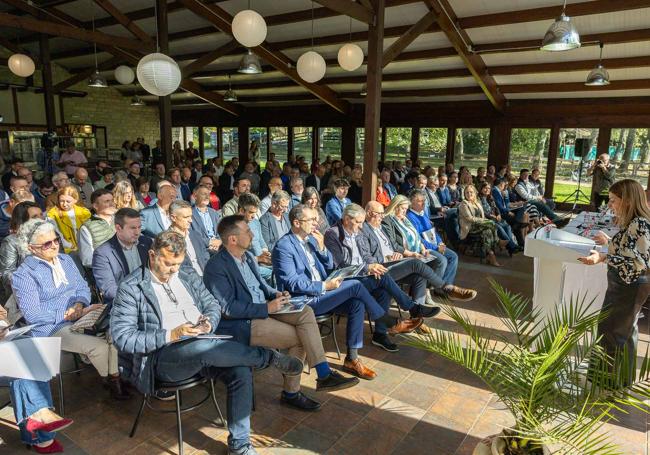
[70,305,110,336]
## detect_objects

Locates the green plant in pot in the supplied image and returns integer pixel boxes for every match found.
[405,279,650,455]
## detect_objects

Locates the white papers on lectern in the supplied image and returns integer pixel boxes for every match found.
[0,337,61,381]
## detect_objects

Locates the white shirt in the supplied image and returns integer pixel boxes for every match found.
[342,228,363,265]
[151,272,202,342]
[372,225,394,260]
[184,238,203,276]
[294,234,325,293]
[35,256,69,288]
[157,205,171,230]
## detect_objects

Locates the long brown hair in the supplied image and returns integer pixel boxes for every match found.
[609,179,650,227]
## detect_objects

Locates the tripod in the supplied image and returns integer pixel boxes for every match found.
[561,154,590,212]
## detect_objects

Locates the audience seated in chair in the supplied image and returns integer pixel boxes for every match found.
[140,181,176,238]
[259,190,291,251]
[237,193,273,283]
[191,186,222,252]
[78,189,116,268]
[168,200,210,276]
[324,178,351,226]
[46,186,91,254]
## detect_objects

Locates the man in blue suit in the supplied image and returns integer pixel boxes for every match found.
[204,215,358,411]
[140,181,176,238]
[192,186,222,251]
[272,204,399,381]
[168,200,210,276]
[380,169,397,199]
[93,208,151,307]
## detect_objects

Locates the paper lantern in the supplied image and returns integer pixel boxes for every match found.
[337,43,364,71]
[297,51,326,83]
[114,65,135,85]
[136,53,181,97]
[232,10,267,48]
[8,54,35,78]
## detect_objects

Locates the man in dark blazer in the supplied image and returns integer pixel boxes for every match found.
[259,190,291,251]
[204,216,358,411]
[272,204,399,381]
[168,200,210,275]
[140,181,176,238]
[92,208,152,307]
[305,165,324,192]
[192,186,222,251]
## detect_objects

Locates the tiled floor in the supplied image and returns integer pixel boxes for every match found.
[0,252,648,454]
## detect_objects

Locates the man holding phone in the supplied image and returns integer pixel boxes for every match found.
[588,153,616,209]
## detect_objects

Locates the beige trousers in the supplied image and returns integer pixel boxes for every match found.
[53,325,119,377]
[250,305,326,393]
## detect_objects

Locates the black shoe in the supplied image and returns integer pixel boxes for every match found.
[316,370,359,392]
[280,391,321,411]
[376,313,398,329]
[102,376,130,400]
[411,304,441,319]
[271,350,304,376]
[371,333,399,352]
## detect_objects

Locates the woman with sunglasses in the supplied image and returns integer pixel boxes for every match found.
[46,186,91,254]
[12,219,128,400]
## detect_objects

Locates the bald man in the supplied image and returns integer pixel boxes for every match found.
[73,167,95,209]
[259,177,283,215]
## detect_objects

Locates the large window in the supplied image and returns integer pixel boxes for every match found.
[454,128,489,173]
[222,127,238,163]
[553,128,598,204]
[269,127,289,165]
[354,127,382,166]
[510,128,551,174]
[293,127,312,159]
[609,128,649,187]
[419,128,447,169]
[203,127,218,160]
[385,128,411,163]
[249,127,267,163]
[319,127,341,161]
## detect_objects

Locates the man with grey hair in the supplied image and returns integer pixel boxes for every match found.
[45,171,70,210]
[140,181,177,238]
[288,176,304,210]
[238,193,273,283]
[168,199,209,276]
[111,230,303,455]
[324,203,440,352]
[259,190,291,251]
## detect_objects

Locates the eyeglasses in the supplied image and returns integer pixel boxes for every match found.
[298,217,318,223]
[30,238,60,250]
[368,210,385,217]
[161,283,179,305]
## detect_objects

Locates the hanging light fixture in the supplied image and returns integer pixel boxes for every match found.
[8,54,35,78]
[232,0,267,48]
[297,2,326,83]
[337,17,364,71]
[224,75,238,101]
[130,94,145,106]
[541,0,580,51]
[360,84,367,96]
[88,4,108,87]
[238,49,263,74]
[585,42,610,86]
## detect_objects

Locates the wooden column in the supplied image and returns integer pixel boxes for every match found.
[239,125,249,164]
[39,36,56,133]
[217,126,223,158]
[312,127,319,162]
[446,127,456,165]
[341,124,355,165]
[198,126,205,162]
[266,127,271,162]
[287,126,294,161]
[488,121,510,168]
[157,0,173,169]
[58,95,65,124]
[545,123,560,199]
[11,88,20,128]
[597,127,611,157]
[362,0,384,206]
[410,127,419,163]
[380,127,387,163]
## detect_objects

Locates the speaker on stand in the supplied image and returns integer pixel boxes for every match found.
[561,138,591,211]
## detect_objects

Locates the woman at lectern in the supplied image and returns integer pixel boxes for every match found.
[578,179,650,385]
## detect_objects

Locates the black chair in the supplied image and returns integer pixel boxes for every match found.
[56,352,89,417]
[315,313,341,360]
[129,375,225,455]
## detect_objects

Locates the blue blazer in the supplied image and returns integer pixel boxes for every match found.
[191,206,221,240]
[272,232,333,296]
[203,249,277,344]
[325,197,351,226]
[491,187,509,216]
[437,187,452,206]
[92,234,152,306]
[259,211,290,251]
[384,182,397,199]
[186,227,211,272]
[140,204,167,238]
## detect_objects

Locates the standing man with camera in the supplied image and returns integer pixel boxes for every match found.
[588,153,616,209]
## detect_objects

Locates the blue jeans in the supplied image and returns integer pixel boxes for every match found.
[530,200,558,221]
[388,258,446,304]
[357,275,415,334]
[495,220,517,250]
[155,339,273,451]
[311,280,385,349]
[1,378,56,445]
[428,248,458,285]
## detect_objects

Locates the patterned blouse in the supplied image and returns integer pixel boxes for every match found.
[607,216,650,284]
[393,216,422,252]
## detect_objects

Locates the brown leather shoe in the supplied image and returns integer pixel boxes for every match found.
[343,358,377,380]
[387,317,423,334]
[445,286,477,302]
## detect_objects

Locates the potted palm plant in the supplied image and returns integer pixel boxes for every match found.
[405,279,650,455]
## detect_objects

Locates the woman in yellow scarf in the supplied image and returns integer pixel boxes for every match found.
[46,186,91,253]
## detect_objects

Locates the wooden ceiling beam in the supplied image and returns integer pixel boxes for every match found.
[424,0,505,112]
[181,40,240,78]
[312,0,375,24]
[177,0,349,114]
[179,79,242,116]
[490,55,650,75]
[382,10,438,67]
[501,79,650,94]
[92,0,154,43]
[52,55,122,93]
[0,11,152,52]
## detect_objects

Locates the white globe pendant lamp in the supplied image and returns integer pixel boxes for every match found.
[8,54,35,78]
[297,51,326,83]
[114,65,135,85]
[137,52,182,96]
[338,43,364,71]
[232,6,267,48]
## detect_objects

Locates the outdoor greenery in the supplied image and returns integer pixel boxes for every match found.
[406,280,650,455]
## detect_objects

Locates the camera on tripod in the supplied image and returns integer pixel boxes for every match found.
[40,132,58,149]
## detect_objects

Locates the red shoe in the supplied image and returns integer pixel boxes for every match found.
[33,439,64,454]
[26,417,74,435]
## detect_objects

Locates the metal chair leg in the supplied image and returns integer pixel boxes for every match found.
[57,374,65,417]
[129,395,147,438]
[251,375,256,412]
[331,316,341,360]
[209,380,225,427]
[176,391,184,455]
